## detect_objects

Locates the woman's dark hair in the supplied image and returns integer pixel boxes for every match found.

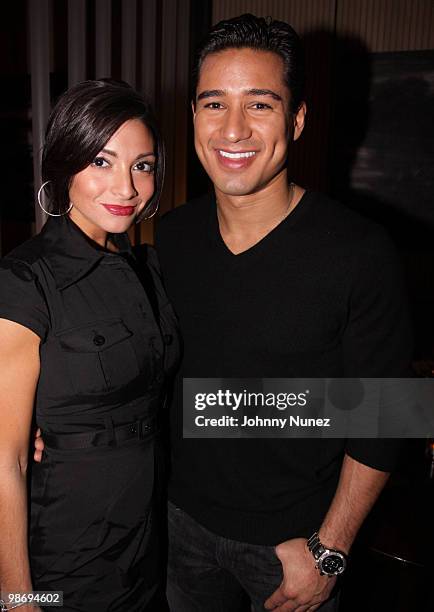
[192,13,305,114]
[41,78,164,221]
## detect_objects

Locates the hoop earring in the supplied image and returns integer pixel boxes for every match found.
[138,151,165,223]
[137,201,159,223]
[37,181,73,217]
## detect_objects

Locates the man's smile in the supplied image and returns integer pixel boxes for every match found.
[217,150,257,159]
[215,148,259,171]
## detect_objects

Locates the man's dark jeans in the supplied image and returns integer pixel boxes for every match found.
[167,501,340,612]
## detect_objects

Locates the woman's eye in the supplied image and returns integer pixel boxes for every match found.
[92,156,109,168]
[134,161,154,173]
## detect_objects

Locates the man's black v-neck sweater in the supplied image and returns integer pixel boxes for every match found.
[156,190,412,545]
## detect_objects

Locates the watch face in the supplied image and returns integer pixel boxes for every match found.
[320,553,346,575]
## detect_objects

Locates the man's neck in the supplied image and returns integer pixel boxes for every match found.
[215,176,304,255]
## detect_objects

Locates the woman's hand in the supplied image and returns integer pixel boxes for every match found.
[34,428,45,463]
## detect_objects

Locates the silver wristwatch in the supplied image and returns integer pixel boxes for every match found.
[307,532,347,576]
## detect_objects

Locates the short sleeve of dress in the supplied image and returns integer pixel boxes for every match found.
[0,258,50,340]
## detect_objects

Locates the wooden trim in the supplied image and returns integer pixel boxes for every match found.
[68,0,87,86]
[160,0,190,215]
[122,0,137,87]
[95,0,112,78]
[28,0,51,232]
[140,0,157,105]
[173,0,190,207]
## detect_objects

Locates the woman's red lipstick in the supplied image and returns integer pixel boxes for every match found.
[102,204,136,216]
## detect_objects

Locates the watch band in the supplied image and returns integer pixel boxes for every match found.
[307,532,348,576]
[307,532,325,559]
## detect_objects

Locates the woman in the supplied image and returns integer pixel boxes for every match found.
[0,79,179,611]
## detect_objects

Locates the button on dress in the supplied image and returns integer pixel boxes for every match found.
[0,216,180,611]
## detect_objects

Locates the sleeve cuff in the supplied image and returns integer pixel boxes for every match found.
[0,304,48,340]
[345,438,406,472]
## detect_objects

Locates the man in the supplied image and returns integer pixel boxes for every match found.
[155,13,411,612]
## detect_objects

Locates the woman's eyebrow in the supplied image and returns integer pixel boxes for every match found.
[100,148,155,160]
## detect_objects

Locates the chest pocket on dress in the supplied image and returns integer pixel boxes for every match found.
[57,319,140,394]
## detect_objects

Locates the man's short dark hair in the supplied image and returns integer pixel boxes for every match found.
[192,13,305,114]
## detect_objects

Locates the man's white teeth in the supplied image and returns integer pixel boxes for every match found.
[219,150,256,159]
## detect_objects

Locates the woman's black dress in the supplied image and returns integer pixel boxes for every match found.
[0,216,180,611]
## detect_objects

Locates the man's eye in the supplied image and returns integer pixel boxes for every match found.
[92,156,109,167]
[205,102,223,110]
[252,103,272,110]
[135,161,154,173]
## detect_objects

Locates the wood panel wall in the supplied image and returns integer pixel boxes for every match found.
[160,0,190,216]
[213,0,336,33]
[213,0,434,51]
[336,0,434,52]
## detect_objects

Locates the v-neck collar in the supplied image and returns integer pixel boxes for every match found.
[209,190,312,259]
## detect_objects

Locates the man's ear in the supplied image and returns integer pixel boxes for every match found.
[292,102,307,141]
[191,100,196,123]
